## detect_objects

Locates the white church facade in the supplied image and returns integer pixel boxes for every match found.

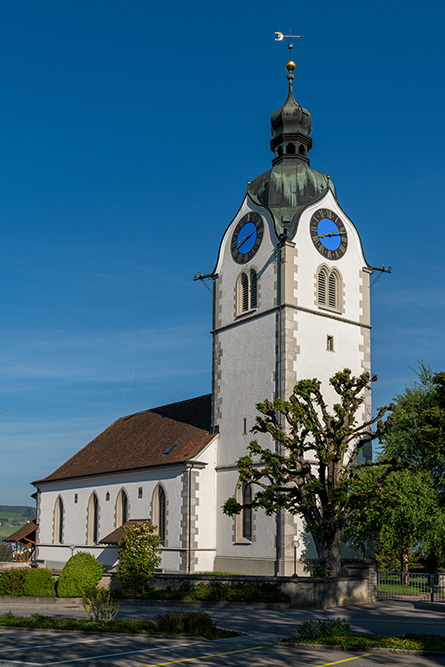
[32,57,373,576]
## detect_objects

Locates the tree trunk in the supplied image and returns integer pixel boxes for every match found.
[312,529,343,577]
[401,549,410,586]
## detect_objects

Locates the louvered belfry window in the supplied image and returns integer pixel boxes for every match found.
[241,273,249,311]
[317,268,341,311]
[328,273,337,309]
[250,270,258,309]
[318,270,327,305]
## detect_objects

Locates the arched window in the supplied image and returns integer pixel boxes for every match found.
[237,270,258,315]
[87,493,99,544]
[53,496,64,545]
[241,273,249,311]
[277,145,283,158]
[328,273,337,309]
[299,144,305,156]
[235,481,253,543]
[317,267,341,312]
[115,489,128,528]
[242,483,252,542]
[317,269,327,305]
[250,270,257,309]
[286,142,295,154]
[152,485,166,545]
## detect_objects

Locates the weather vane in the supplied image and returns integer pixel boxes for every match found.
[275,30,303,60]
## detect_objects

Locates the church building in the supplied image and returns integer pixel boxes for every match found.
[32,54,373,576]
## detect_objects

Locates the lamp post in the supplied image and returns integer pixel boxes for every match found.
[293,537,300,577]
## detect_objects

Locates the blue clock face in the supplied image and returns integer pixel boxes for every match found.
[317,218,342,251]
[310,209,348,260]
[236,222,258,254]
[231,212,264,264]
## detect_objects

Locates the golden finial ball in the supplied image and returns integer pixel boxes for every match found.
[285,60,296,72]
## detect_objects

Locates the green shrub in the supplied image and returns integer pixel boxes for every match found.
[0,542,14,562]
[57,552,103,598]
[297,618,351,641]
[155,611,217,639]
[82,587,119,621]
[0,569,27,596]
[23,568,56,597]
[117,522,162,598]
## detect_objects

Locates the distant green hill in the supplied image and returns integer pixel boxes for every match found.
[0,506,35,518]
[0,506,36,540]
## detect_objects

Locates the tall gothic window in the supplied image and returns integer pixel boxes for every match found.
[237,270,258,315]
[152,485,166,545]
[115,489,128,527]
[317,267,341,311]
[235,481,253,542]
[53,496,64,545]
[87,493,99,544]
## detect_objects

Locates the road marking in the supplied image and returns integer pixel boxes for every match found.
[142,645,265,667]
[0,637,112,654]
[20,641,196,666]
[314,656,371,667]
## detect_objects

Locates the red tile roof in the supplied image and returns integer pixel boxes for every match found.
[4,521,38,543]
[100,520,148,544]
[33,394,214,484]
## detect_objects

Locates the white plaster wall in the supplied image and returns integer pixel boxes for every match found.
[36,466,188,570]
[293,190,368,322]
[216,315,277,467]
[194,440,217,571]
[214,196,278,330]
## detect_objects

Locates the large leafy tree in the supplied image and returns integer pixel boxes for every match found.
[346,364,445,575]
[379,364,445,495]
[223,369,394,576]
[345,467,445,578]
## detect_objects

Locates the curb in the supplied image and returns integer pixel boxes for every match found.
[275,641,445,657]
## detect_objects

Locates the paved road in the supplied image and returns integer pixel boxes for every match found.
[1,600,445,666]
[0,628,445,667]
[1,598,444,639]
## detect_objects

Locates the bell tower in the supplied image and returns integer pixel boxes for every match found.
[211,53,372,575]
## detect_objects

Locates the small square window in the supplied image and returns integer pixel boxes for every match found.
[327,335,334,352]
[138,487,143,499]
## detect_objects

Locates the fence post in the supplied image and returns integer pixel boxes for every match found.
[430,574,434,603]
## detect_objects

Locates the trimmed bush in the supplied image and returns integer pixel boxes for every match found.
[0,569,27,596]
[23,568,56,597]
[57,552,103,598]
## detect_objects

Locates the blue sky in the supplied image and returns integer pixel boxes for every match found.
[1,1,444,505]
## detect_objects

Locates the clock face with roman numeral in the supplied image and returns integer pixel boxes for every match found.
[230,212,264,264]
[310,208,348,260]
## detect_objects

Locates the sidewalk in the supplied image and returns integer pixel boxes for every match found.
[0,598,444,640]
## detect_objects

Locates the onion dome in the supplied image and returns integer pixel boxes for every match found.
[270,61,312,165]
[247,59,336,239]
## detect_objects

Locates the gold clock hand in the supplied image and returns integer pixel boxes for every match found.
[237,225,259,250]
[318,231,346,238]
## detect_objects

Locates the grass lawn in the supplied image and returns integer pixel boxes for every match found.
[282,619,445,653]
[0,611,239,640]
[282,633,445,652]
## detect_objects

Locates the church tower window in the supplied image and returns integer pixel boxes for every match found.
[317,267,342,312]
[87,493,99,544]
[237,270,258,315]
[235,481,253,543]
[53,496,64,545]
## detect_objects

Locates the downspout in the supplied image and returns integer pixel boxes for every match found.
[274,235,285,576]
[187,464,192,574]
